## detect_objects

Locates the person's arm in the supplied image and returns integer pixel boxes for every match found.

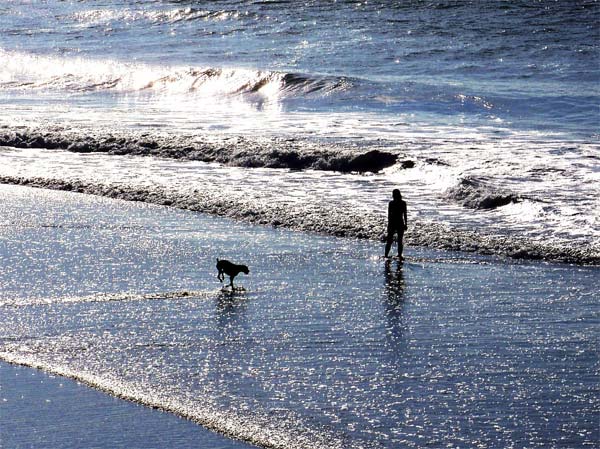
[403,202,408,229]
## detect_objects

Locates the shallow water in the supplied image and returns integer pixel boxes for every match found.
[1,185,597,448]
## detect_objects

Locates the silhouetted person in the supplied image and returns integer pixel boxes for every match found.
[384,189,407,259]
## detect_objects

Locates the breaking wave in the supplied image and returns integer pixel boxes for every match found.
[2,175,597,265]
[444,177,522,210]
[68,7,248,27]
[0,49,351,99]
[0,129,399,173]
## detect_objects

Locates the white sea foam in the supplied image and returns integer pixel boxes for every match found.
[0,49,276,97]
[0,138,597,263]
[0,290,214,308]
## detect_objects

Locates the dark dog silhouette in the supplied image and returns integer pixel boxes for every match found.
[216,258,249,290]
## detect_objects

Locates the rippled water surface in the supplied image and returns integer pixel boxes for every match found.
[1,1,598,136]
[1,185,597,448]
[1,1,597,445]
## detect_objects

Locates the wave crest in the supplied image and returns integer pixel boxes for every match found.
[0,50,351,99]
[68,7,244,28]
[444,177,521,210]
[0,129,398,173]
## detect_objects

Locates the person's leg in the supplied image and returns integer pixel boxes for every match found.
[384,228,394,257]
[397,229,405,258]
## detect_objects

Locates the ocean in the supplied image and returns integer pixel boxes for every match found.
[0,1,599,448]
[0,0,598,263]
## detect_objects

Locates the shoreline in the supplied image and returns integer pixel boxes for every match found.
[2,3,598,447]
[1,176,597,266]
[0,360,255,449]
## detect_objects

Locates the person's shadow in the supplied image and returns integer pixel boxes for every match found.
[384,259,406,347]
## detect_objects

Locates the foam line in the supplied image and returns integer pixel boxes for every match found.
[1,175,597,265]
[0,354,347,449]
[1,290,216,308]
[0,128,398,173]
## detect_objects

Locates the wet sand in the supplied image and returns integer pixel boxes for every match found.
[1,184,597,449]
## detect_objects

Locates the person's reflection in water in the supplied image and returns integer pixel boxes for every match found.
[384,259,406,346]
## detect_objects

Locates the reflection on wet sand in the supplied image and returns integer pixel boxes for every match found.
[384,259,406,346]
[2,185,598,449]
[215,292,249,338]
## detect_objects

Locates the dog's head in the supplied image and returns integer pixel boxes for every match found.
[241,265,250,275]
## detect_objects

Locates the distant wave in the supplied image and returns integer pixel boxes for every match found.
[0,50,351,98]
[68,7,251,28]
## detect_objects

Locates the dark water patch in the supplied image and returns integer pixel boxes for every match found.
[280,72,352,95]
[1,176,597,266]
[445,177,521,210]
[0,129,399,174]
[422,157,449,166]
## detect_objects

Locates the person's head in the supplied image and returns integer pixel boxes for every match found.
[392,189,402,201]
